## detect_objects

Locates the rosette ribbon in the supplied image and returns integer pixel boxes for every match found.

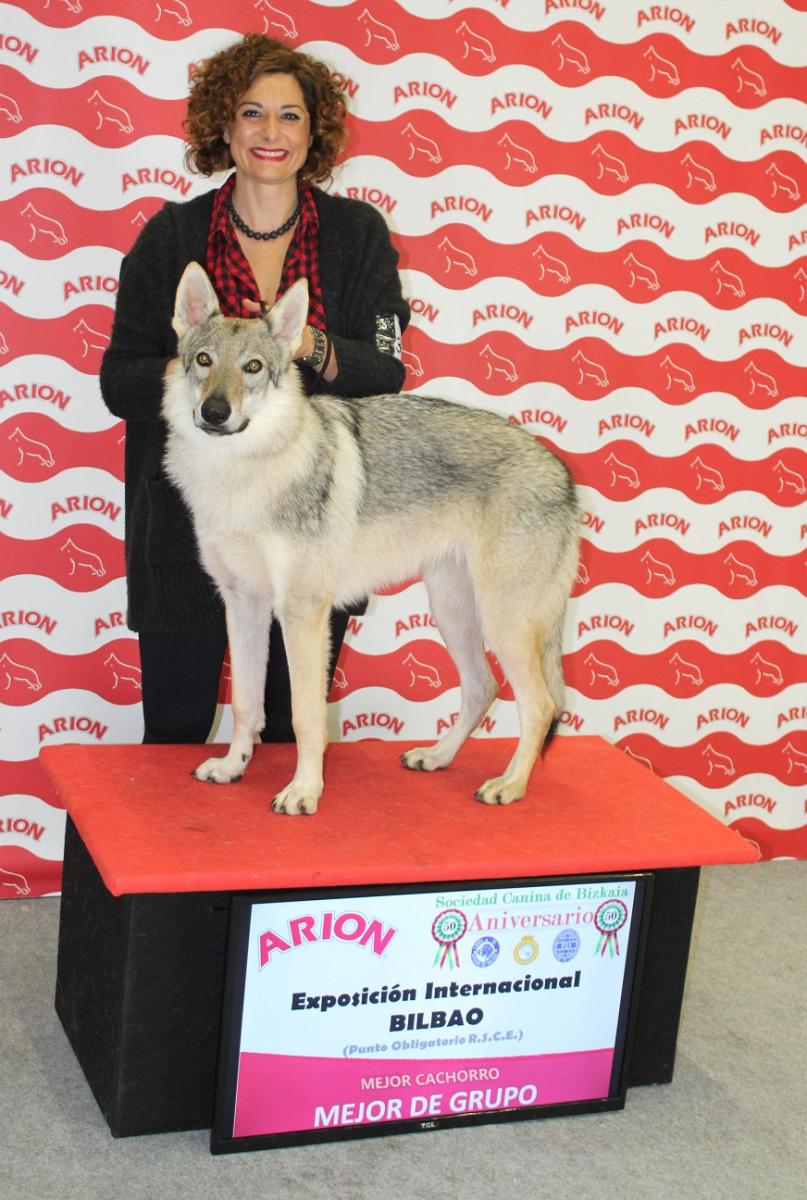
[593,899,629,958]
[432,908,468,969]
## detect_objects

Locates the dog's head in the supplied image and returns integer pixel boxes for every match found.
[166,262,309,438]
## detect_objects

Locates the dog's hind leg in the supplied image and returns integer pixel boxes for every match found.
[473,613,558,805]
[194,588,271,784]
[471,511,577,806]
[401,557,498,774]
[475,619,557,806]
[271,602,332,815]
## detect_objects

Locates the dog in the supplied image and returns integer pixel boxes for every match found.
[162,262,580,814]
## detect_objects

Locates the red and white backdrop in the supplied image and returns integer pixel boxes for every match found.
[1,0,805,897]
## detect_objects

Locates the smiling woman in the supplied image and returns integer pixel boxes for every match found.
[219,73,316,321]
[99,33,409,750]
[225,74,312,184]
[181,36,354,378]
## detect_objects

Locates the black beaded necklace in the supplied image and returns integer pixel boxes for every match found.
[227,195,300,241]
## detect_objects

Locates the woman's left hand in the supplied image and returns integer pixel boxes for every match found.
[241,297,265,317]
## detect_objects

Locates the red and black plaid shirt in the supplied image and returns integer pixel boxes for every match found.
[206,173,327,330]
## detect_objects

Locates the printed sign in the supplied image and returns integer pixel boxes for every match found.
[212,874,650,1152]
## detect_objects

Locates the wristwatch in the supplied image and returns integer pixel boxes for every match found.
[300,325,329,371]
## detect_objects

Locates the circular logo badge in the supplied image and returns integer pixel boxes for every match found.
[513,934,539,965]
[552,928,580,963]
[471,936,500,967]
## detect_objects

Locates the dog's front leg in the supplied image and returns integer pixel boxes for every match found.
[194,588,271,784]
[271,604,332,815]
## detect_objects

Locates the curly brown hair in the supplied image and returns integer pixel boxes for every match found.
[184,34,348,183]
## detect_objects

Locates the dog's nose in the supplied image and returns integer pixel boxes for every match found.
[200,395,231,426]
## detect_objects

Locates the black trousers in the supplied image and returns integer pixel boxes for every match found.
[138,610,350,745]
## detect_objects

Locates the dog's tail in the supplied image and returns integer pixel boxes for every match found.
[541,518,580,725]
[542,617,567,720]
[538,603,569,754]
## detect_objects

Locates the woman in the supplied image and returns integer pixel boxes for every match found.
[100,34,410,744]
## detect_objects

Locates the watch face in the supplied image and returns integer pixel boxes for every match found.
[304,328,326,365]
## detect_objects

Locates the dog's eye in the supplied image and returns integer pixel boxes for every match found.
[244,359,263,374]
[196,351,212,367]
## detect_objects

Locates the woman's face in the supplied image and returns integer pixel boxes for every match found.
[224,72,312,189]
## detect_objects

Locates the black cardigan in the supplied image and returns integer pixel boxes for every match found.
[100,185,410,632]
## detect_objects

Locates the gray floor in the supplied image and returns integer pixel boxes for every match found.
[1,861,804,1200]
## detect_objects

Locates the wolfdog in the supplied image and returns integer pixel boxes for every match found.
[162,263,580,814]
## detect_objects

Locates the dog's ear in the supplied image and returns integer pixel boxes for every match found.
[172,262,220,338]
[265,278,309,356]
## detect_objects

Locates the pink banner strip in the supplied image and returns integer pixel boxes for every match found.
[233,1049,614,1137]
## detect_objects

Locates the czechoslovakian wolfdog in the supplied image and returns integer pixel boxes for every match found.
[162,263,580,814]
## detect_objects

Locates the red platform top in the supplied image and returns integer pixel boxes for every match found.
[40,737,758,896]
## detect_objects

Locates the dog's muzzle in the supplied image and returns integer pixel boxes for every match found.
[197,394,249,436]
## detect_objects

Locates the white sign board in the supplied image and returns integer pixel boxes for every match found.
[213,874,650,1152]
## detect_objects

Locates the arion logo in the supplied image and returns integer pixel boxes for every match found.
[258,910,397,968]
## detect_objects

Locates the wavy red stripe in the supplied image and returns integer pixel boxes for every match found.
[1,757,63,802]
[0,304,113,372]
[2,309,800,414]
[727,818,807,860]
[397,229,807,312]
[0,68,186,148]
[0,190,166,259]
[577,538,805,596]
[20,2,807,109]
[0,415,124,482]
[556,440,807,507]
[8,196,804,314]
[565,639,805,697]
[0,846,62,899]
[0,637,141,706]
[615,731,807,788]
[2,631,802,707]
[0,525,125,590]
[348,115,805,211]
[334,637,806,704]
[330,639,514,702]
[403,330,802,405]
[3,66,804,212]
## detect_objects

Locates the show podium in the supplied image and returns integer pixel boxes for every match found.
[42,737,758,1139]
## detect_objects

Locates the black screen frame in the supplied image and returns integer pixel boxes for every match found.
[212,871,653,1154]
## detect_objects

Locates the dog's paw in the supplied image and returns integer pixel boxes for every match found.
[271,781,321,816]
[400,745,447,772]
[474,776,525,806]
[193,753,246,785]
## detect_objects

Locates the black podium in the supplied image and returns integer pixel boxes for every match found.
[42,738,758,1137]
